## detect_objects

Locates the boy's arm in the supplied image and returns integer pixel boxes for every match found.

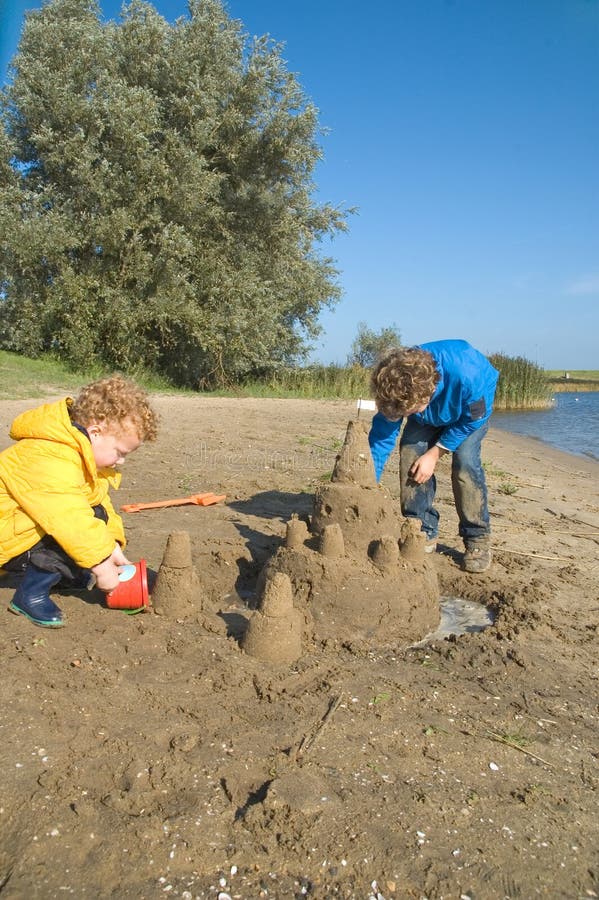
[368,412,402,482]
[98,484,126,548]
[436,398,491,451]
[434,359,498,451]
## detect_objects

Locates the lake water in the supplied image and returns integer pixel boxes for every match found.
[492,391,599,463]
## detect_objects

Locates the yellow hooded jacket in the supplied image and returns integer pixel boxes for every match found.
[0,398,126,568]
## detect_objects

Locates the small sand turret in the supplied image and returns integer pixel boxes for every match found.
[286,514,309,550]
[372,535,400,572]
[241,571,302,665]
[319,523,345,558]
[151,530,201,619]
[399,519,426,563]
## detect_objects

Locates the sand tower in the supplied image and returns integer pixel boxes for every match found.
[242,571,303,665]
[151,530,202,620]
[311,418,399,557]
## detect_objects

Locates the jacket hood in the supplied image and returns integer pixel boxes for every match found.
[9,398,121,487]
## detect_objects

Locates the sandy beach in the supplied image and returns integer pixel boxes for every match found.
[1,395,598,899]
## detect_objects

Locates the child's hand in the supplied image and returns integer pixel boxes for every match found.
[91,545,132,591]
[91,558,120,591]
[409,447,442,484]
[111,544,131,568]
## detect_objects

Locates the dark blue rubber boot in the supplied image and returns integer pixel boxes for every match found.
[9,566,64,627]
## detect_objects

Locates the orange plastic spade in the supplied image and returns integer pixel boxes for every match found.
[121,492,226,513]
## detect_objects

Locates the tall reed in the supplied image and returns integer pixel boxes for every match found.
[489,353,554,410]
[238,364,371,399]
[242,356,555,410]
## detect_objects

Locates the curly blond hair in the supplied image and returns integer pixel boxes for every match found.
[370,347,440,419]
[70,374,158,442]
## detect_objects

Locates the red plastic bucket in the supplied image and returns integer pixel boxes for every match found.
[105,559,149,610]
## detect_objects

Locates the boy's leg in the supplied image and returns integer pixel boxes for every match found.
[29,539,94,589]
[6,504,109,625]
[400,419,443,543]
[30,504,107,589]
[7,537,73,626]
[7,531,93,627]
[450,424,492,572]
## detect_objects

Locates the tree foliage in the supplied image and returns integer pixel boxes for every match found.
[0,0,348,386]
[347,321,402,368]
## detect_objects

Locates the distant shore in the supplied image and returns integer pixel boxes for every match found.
[550,382,599,392]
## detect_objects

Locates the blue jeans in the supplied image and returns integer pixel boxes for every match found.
[399,419,490,545]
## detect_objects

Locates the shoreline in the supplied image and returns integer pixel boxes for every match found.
[487,423,599,475]
[489,423,599,467]
[2,393,598,471]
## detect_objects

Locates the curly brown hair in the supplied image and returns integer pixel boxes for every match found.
[70,374,158,442]
[370,347,440,419]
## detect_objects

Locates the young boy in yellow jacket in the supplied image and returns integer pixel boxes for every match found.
[0,374,158,627]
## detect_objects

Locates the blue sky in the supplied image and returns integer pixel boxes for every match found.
[1,0,598,369]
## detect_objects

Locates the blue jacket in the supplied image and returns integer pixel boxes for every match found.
[368,340,499,481]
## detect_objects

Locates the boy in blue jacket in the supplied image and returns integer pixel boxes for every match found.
[368,340,498,573]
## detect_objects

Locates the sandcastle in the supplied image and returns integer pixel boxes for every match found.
[151,530,201,620]
[246,418,441,655]
[150,420,440,662]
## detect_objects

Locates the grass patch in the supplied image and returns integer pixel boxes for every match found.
[298,435,342,452]
[545,370,599,381]
[370,692,391,705]
[0,351,87,399]
[2,350,595,409]
[490,353,554,410]
[491,729,534,749]
[483,462,509,478]
[0,351,185,400]
[235,364,371,400]
[546,370,599,393]
[0,353,371,402]
[497,482,518,495]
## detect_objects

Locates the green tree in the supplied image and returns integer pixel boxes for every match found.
[0,0,348,386]
[347,321,402,368]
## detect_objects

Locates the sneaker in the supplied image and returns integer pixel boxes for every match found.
[462,546,492,573]
[424,538,437,554]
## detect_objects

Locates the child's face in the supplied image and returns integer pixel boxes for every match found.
[404,401,429,416]
[87,419,141,468]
